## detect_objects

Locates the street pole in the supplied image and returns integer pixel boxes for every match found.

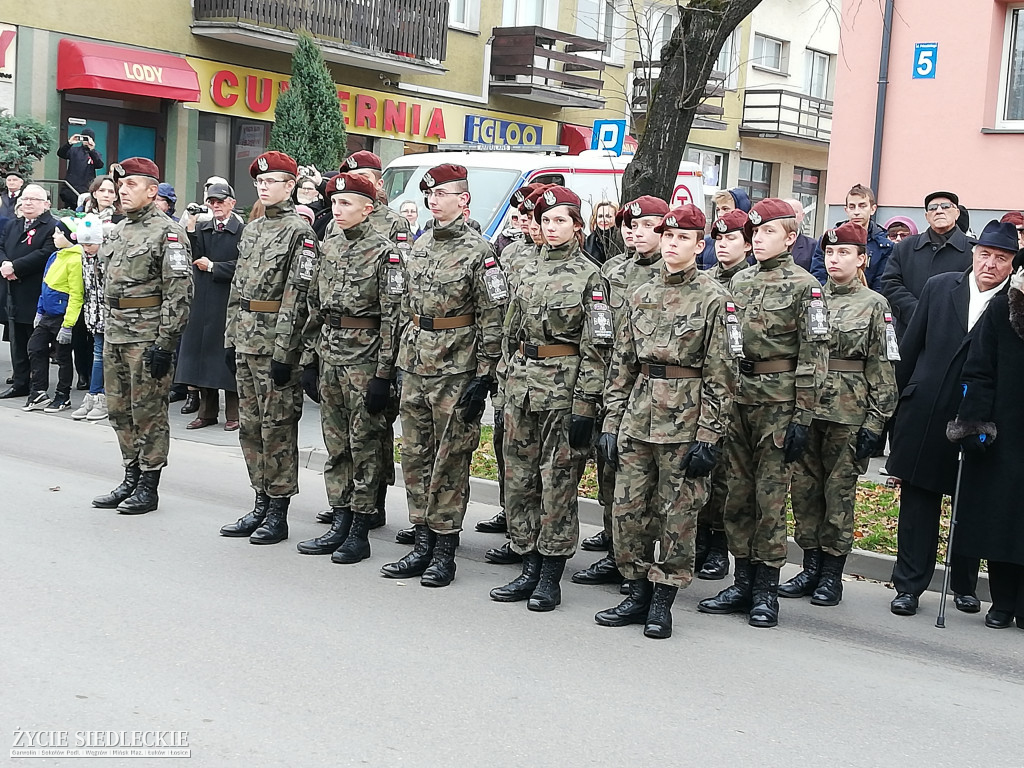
[869,0,896,198]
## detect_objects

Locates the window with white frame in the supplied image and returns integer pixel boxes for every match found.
[576,0,624,61]
[998,4,1024,126]
[753,33,788,73]
[646,5,677,62]
[449,0,480,32]
[715,29,740,89]
[805,49,831,100]
[503,0,557,27]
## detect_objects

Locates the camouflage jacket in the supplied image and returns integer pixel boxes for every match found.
[500,239,540,296]
[225,199,318,364]
[602,247,662,323]
[603,264,737,444]
[397,216,504,378]
[708,260,750,286]
[301,220,401,379]
[102,203,193,349]
[816,278,898,433]
[728,253,829,423]
[368,202,413,244]
[501,239,612,417]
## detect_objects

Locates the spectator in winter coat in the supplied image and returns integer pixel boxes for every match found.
[698,187,752,269]
[56,129,103,209]
[1,171,24,219]
[71,215,108,421]
[811,184,894,293]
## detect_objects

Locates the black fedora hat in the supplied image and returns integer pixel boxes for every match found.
[970,220,1019,254]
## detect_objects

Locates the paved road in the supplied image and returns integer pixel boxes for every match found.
[2,398,1023,768]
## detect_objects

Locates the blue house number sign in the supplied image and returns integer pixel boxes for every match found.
[913,43,938,79]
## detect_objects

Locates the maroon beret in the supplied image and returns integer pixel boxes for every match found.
[111,157,160,182]
[1000,211,1024,228]
[511,183,540,209]
[249,151,298,179]
[623,195,670,227]
[342,150,382,173]
[820,221,868,249]
[748,198,796,226]
[324,172,377,201]
[615,201,632,229]
[712,208,754,240]
[521,184,554,214]
[533,185,581,222]
[655,204,706,233]
[419,163,468,191]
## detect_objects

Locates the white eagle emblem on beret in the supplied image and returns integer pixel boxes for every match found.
[543,190,556,206]
[716,219,728,232]
[257,157,269,172]
[666,216,678,228]
[346,156,358,169]
[423,172,435,187]
[337,177,346,190]
[748,210,762,225]
[827,230,838,243]
[524,199,535,210]
[630,202,642,216]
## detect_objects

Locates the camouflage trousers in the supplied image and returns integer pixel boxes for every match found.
[319,362,388,513]
[399,371,479,533]
[504,402,586,557]
[104,340,173,471]
[236,352,303,498]
[790,420,865,556]
[696,459,729,531]
[722,402,794,568]
[612,436,708,588]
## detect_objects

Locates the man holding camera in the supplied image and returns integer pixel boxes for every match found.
[57,129,104,210]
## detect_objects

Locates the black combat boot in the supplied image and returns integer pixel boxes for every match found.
[395,526,415,545]
[749,563,781,628]
[581,529,611,552]
[315,508,334,525]
[490,552,542,602]
[381,525,436,578]
[528,556,567,611]
[475,510,508,534]
[810,553,848,606]
[332,512,372,564]
[420,533,459,587]
[697,558,754,614]
[368,482,387,529]
[644,583,679,639]
[117,469,161,514]
[220,492,271,537]
[778,548,822,598]
[92,463,141,508]
[297,507,352,555]
[595,579,654,626]
[571,555,623,585]
[250,497,289,545]
[695,525,712,572]
[698,530,730,580]
[485,541,523,565]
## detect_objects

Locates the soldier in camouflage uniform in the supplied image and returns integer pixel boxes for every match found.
[595,205,737,638]
[380,163,505,588]
[780,222,896,605]
[489,186,611,611]
[573,196,668,587]
[293,172,401,565]
[92,157,193,515]
[694,209,754,580]
[698,198,830,628]
[219,151,318,545]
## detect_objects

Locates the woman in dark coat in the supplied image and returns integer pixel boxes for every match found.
[583,201,624,265]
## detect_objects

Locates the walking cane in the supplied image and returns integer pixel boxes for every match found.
[935,449,965,629]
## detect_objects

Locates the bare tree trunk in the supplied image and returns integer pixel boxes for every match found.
[623,0,763,202]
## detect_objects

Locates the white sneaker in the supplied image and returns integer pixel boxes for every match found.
[86,393,108,420]
[72,393,95,420]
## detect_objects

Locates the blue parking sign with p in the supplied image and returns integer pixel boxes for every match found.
[591,119,627,155]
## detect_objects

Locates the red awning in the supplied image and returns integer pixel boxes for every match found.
[57,39,200,102]
[560,124,640,155]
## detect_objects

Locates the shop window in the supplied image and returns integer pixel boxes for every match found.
[739,158,772,203]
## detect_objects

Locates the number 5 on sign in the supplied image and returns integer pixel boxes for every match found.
[914,43,938,79]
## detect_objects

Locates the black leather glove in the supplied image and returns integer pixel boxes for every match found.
[456,375,493,422]
[783,422,810,463]
[493,407,505,432]
[300,363,320,403]
[569,414,595,450]
[854,427,882,461]
[224,347,237,375]
[681,441,719,478]
[271,359,293,387]
[145,344,173,379]
[597,432,618,470]
[960,433,991,454]
[365,376,392,414]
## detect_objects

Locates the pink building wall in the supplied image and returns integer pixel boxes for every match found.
[827,0,1020,214]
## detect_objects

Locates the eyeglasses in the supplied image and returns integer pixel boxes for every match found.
[926,202,955,212]
[20,197,47,203]
[424,189,461,200]
[253,178,290,188]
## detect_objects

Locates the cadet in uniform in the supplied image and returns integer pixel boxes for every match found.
[381,163,504,587]
[294,172,401,564]
[572,196,668,587]
[596,205,737,638]
[698,198,829,628]
[490,186,611,611]
[219,151,318,545]
[780,222,896,605]
[92,157,193,514]
[694,208,754,580]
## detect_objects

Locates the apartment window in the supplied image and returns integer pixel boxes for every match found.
[687,147,726,193]
[739,158,772,202]
[753,33,788,73]
[805,49,831,100]
[503,0,555,27]
[998,4,1024,126]
[715,29,740,89]
[793,167,821,236]
[648,6,677,61]
[449,0,480,32]
[576,0,622,60]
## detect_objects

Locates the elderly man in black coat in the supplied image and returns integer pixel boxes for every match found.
[880,191,973,337]
[0,184,57,398]
[886,220,1018,616]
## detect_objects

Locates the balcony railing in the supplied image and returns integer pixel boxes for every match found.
[740,88,832,143]
[489,26,606,109]
[192,0,448,72]
[631,60,726,130]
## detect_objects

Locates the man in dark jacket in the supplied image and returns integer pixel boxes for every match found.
[880,191,971,337]
[0,184,58,398]
[56,128,104,209]
[1,171,24,219]
[810,184,893,291]
[698,187,752,269]
[885,220,1017,617]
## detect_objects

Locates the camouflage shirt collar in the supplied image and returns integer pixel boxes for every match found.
[663,262,698,285]
[757,252,791,271]
[125,202,157,223]
[341,220,372,241]
[827,276,861,295]
[543,240,577,261]
[432,216,465,241]
[265,199,296,219]
[717,260,747,280]
[634,248,662,266]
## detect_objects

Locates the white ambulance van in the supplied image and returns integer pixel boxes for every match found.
[381,148,704,242]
